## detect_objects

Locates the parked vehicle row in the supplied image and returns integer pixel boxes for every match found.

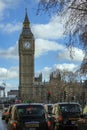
[1,105,12,123]
[2,107,8,120]
[5,105,13,123]
[1,102,87,130]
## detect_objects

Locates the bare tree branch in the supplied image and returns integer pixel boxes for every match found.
[38,0,87,74]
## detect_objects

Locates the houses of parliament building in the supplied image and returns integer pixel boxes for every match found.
[8,9,87,105]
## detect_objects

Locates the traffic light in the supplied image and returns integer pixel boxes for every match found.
[64,91,66,100]
[47,91,51,103]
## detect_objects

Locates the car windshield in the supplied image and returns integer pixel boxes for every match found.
[17,105,45,116]
[60,104,81,113]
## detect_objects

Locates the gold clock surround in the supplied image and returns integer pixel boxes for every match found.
[23,41,31,49]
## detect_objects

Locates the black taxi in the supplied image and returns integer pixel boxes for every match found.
[50,102,82,130]
[7,103,51,130]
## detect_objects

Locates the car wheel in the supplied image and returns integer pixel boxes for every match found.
[75,126,78,130]
[54,125,59,130]
[5,119,8,123]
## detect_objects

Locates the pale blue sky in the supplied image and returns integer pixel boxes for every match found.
[0,0,84,95]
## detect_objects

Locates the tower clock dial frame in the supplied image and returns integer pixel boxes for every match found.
[23,41,31,49]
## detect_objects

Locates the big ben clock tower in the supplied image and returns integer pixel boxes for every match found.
[18,10,35,101]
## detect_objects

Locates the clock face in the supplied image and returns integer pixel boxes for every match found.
[24,42,31,49]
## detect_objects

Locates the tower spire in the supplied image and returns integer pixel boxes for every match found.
[21,5,33,36]
[23,7,30,28]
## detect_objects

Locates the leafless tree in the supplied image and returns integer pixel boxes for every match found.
[80,54,87,74]
[38,0,87,74]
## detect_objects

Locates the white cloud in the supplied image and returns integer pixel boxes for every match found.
[0,0,21,20]
[0,1,6,19]
[35,38,84,63]
[0,42,18,59]
[0,68,8,79]
[32,15,65,40]
[57,47,85,62]
[0,22,22,33]
[53,63,78,72]
[0,66,19,80]
[0,66,19,94]
[0,1,5,12]
[35,38,64,57]
[42,67,52,81]
[7,67,19,79]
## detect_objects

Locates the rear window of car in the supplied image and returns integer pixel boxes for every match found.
[59,104,81,113]
[17,105,45,116]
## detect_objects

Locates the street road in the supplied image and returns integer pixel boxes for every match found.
[0,109,86,130]
[0,111,7,130]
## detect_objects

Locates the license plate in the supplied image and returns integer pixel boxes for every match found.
[71,121,76,124]
[69,118,77,121]
[25,122,39,127]
[26,124,39,127]
[29,128,36,130]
